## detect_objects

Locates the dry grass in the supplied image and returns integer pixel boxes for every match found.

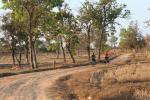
[104,64,150,83]
[0,53,90,77]
[48,54,150,100]
[46,67,99,100]
[1,52,150,99]
[46,75,77,100]
[132,53,150,62]
[99,63,150,100]
[0,53,89,67]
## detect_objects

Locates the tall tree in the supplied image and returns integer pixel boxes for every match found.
[110,35,118,48]
[55,4,80,63]
[3,0,64,69]
[119,21,146,50]
[79,0,93,61]
[1,14,17,67]
[86,0,130,60]
[1,13,28,67]
[63,11,80,63]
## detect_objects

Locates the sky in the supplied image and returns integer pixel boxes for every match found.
[0,0,150,36]
[65,0,150,36]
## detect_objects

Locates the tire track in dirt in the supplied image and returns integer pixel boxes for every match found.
[0,66,95,100]
[0,54,132,100]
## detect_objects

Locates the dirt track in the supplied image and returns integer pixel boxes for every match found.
[0,54,131,100]
[0,65,96,100]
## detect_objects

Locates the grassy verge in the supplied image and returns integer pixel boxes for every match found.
[0,61,92,78]
[47,63,150,100]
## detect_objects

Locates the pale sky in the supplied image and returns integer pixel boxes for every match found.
[0,0,150,36]
[65,0,150,36]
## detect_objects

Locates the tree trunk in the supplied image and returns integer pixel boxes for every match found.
[14,46,22,68]
[33,42,38,69]
[18,47,22,68]
[25,42,29,64]
[28,22,35,69]
[12,48,16,67]
[11,36,16,67]
[29,35,34,69]
[98,29,104,61]
[98,48,101,61]
[26,48,29,64]
[60,39,66,63]
[67,44,76,63]
[98,40,103,61]
[87,46,90,61]
[28,12,36,69]
[98,6,106,61]
[87,25,91,61]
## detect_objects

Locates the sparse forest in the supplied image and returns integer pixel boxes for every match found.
[0,0,150,100]
[0,0,132,68]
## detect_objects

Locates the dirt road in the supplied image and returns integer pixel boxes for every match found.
[0,65,96,100]
[110,53,133,65]
[0,54,131,100]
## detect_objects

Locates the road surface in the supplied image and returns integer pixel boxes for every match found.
[0,65,95,100]
[0,54,131,100]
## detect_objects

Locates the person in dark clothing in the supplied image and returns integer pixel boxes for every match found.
[105,51,109,63]
[91,53,96,65]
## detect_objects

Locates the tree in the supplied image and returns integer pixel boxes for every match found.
[1,13,28,67]
[86,0,130,60]
[54,4,80,63]
[55,4,70,63]
[145,35,150,49]
[64,13,80,64]
[3,0,64,69]
[110,35,118,48]
[119,21,146,50]
[1,14,17,67]
[119,28,127,48]
[79,0,93,61]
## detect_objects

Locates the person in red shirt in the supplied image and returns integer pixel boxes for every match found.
[105,51,109,63]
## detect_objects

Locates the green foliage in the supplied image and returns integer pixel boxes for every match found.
[66,34,79,54]
[119,21,146,49]
[119,28,127,48]
[79,0,93,24]
[56,4,80,52]
[1,14,26,48]
[0,0,132,65]
[102,44,111,52]
[92,0,130,30]
[78,0,130,55]
[110,35,118,48]
[47,42,60,52]
[0,38,10,52]
[3,0,64,36]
